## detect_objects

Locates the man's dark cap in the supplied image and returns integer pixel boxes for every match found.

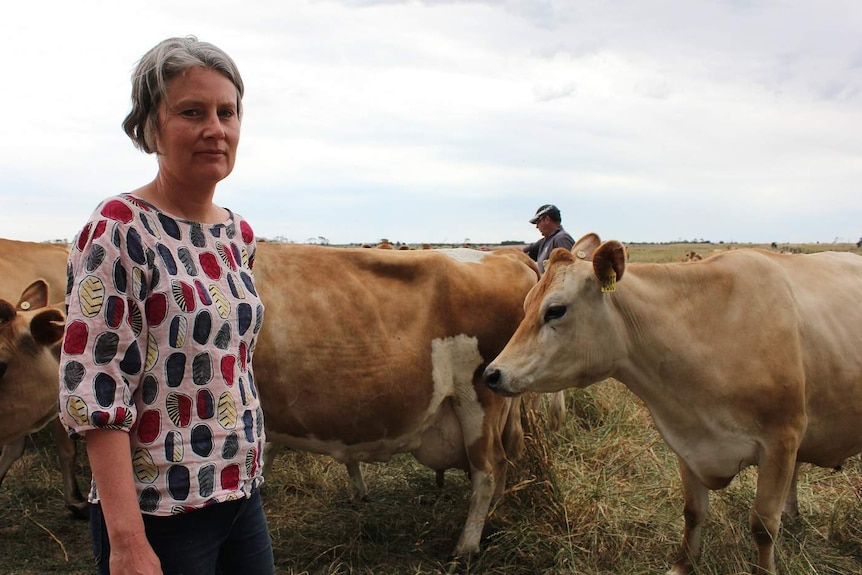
[529,204,561,224]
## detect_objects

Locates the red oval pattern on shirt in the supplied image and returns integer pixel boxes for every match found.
[199,252,221,280]
[240,220,254,244]
[145,293,168,327]
[100,199,134,223]
[220,355,236,386]
[76,223,92,252]
[239,341,248,371]
[92,219,108,240]
[63,320,89,355]
[137,410,161,444]
[221,465,240,491]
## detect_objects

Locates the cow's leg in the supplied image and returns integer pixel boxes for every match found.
[524,392,565,431]
[547,391,566,431]
[345,462,369,502]
[501,395,524,463]
[452,396,502,557]
[261,441,279,477]
[782,463,800,520]
[50,419,88,518]
[0,437,27,488]
[749,446,797,575]
[454,463,495,557]
[668,458,709,575]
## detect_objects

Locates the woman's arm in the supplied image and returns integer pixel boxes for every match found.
[86,429,163,575]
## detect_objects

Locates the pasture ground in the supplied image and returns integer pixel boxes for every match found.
[2,241,861,575]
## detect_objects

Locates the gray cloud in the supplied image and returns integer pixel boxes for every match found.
[0,0,860,245]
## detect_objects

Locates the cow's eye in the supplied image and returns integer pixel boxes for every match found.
[544,304,566,322]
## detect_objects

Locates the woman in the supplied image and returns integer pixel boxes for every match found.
[59,36,273,575]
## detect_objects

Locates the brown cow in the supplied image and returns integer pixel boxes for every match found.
[0,238,88,517]
[253,244,538,558]
[484,233,862,574]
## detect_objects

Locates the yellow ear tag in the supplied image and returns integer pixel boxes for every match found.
[600,270,617,293]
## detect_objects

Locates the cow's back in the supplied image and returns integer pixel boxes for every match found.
[0,238,69,302]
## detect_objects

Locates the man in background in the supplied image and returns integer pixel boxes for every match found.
[524,204,575,274]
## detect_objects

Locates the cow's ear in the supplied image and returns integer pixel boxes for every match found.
[571,233,602,260]
[30,308,66,346]
[17,279,50,311]
[593,240,627,292]
[548,247,576,267]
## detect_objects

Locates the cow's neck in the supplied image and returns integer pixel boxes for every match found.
[605,264,743,457]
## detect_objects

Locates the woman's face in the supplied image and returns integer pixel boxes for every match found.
[154,67,241,189]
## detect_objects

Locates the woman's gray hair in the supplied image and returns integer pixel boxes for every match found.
[122,36,244,154]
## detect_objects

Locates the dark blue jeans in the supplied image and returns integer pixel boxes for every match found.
[91,488,274,575]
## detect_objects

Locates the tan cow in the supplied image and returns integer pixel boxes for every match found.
[0,238,88,517]
[252,244,538,558]
[484,233,862,574]
[0,282,65,441]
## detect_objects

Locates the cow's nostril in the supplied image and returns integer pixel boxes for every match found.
[483,367,501,389]
[0,362,6,379]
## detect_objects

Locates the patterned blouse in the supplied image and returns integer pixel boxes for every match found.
[58,193,266,515]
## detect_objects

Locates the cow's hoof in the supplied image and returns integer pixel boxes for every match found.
[68,501,90,521]
[441,555,472,575]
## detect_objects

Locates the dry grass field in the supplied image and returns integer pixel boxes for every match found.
[2,241,861,574]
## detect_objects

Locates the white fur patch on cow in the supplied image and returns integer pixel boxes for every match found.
[436,248,487,264]
[430,334,485,446]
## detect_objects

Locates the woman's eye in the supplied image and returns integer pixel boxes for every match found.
[218,109,236,119]
[180,109,201,117]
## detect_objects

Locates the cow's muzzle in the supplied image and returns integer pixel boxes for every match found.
[483,366,517,396]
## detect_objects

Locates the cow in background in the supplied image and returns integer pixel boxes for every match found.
[253,244,538,558]
[484,235,862,574]
[0,238,88,518]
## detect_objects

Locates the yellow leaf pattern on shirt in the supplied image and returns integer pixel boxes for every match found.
[78,276,104,318]
[133,448,159,483]
[217,391,237,429]
[209,284,230,319]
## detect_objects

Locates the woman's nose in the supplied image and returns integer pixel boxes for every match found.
[202,111,226,139]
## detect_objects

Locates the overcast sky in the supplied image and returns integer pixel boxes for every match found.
[2,0,860,246]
